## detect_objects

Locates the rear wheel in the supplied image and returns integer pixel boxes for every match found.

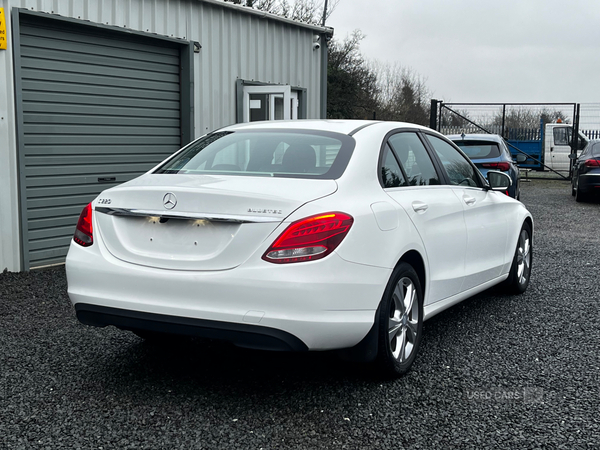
[376,263,423,377]
[502,222,532,294]
[575,179,588,202]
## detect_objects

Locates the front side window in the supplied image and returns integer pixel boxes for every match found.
[155,130,354,179]
[426,135,480,187]
[387,133,440,186]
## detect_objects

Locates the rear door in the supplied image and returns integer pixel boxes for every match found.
[382,132,467,304]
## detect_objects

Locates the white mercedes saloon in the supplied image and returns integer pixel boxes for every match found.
[66,120,533,376]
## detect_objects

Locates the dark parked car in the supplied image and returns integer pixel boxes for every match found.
[571,139,600,202]
[447,134,521,200]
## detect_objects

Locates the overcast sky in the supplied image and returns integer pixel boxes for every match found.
[327,0,600,105]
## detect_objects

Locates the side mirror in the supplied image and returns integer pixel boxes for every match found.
[487,170,512,191]
[568,153,578,160]
[516,154,527,163]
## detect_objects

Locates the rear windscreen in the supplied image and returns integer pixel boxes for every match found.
[453,141,501,159]
[154,129,355,179]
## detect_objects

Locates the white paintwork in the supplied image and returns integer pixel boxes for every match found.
[94,175,337,270]
[385,186,467,303]
[452,186,510,291]
[67,120,533,352]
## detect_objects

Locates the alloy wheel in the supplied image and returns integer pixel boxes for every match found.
[388,277,420,362]
[516,228,531,286]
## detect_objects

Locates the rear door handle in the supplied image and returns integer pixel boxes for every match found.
[412,201,428,213]
[463,195,476,206]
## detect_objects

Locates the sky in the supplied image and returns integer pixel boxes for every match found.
[326,0,600,105]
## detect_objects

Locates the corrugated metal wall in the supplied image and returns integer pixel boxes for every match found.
[8,0,324,132]
[2,0,327,270]
[16,13,184,267]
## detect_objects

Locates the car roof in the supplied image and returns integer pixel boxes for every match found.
[446,133,505,144]
[219,120,432,136]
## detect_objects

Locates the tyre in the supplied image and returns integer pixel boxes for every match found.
[502,222,532,294]
[376,262,423,377]
[575,179,588,203]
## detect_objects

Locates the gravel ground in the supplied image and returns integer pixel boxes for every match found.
[1,179,599,449]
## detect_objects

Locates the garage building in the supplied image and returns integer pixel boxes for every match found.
[0,0,332,271]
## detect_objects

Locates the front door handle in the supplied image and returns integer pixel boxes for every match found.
[463,195,476,206]
[412,201,428,213]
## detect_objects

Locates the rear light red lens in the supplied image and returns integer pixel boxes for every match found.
[73,203,93,247]
[482,162,510,171]
[584,159,600,167]
[262,212,354,264]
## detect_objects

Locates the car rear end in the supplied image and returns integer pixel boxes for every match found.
[66,125,390,352]
[578,143,600,195]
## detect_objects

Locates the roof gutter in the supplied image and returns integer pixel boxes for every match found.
[196,0,334,36]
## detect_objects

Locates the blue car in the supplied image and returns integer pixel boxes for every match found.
[447,134,521,200]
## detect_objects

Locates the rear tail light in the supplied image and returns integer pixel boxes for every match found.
[73,203,93,247]
[584,159,600,167]
[262,212,354,264]
[482,162,510,171]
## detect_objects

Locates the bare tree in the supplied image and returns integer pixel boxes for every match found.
[371,62,431,125]
[222,0,339,25]
[327,31,379,119]
[492,107,568,130]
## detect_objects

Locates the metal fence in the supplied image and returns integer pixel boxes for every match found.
[430,102,584,179]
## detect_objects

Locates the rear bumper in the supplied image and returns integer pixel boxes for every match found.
[578,172,600,193]
[66,240,391,351]
[75,303,308,351]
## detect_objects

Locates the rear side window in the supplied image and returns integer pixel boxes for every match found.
[387,133,440,186]
[453,140,501,159]
[154,130,355,179]
[381,144,407,188]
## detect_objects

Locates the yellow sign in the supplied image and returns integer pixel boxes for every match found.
[0,8,7,50]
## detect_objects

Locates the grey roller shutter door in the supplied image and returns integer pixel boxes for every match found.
[17,15,182,269]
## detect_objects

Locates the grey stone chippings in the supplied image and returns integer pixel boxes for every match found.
[0,178,599,449]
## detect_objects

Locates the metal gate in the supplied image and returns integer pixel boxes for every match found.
[429,101,584,180]
[13,10,194,269]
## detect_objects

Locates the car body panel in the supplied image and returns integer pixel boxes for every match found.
[93,175,338,270]
[572,140,600,195]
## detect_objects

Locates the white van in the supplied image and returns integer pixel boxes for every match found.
[545,123,588,172]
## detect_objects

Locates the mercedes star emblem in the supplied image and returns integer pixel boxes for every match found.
[163,193,177,210]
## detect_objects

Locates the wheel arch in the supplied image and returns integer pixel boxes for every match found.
[524,216,533,236]
[397,250,426,300]
[337,248,427,363]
